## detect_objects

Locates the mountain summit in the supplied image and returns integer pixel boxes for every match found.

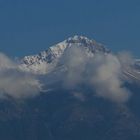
[20,35,110,74]
[2,36,140,140]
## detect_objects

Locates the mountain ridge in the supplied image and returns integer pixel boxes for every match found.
[20,35,110,74]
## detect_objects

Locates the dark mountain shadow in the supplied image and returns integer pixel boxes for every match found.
[0,83,140,140]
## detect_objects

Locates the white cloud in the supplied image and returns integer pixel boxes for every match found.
[117,51,134,67]
[0,47,134,103]
[90,53,131,103]
[58,46,132,103]
[60,46,88,88]
[0,53,41,99]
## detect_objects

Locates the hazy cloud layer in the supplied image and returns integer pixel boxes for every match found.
[0,47,134,103]
[60,46,89,88]
[0,53,41,99]
[90,53,131,103]
[59,46,132,103]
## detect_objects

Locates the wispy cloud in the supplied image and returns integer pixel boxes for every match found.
[90,53,131,103]
[58,46,133,103]
[0,53,41,99]
[0,47,134,103]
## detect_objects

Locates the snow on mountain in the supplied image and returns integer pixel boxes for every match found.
[133,59,140,74]
[20,35,110,74]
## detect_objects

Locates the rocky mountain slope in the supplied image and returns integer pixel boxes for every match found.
[20,35,110,74]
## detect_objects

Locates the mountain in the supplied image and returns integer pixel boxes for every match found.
[1,36,140,140]
[19,35,140,86]
[20,35,110,74]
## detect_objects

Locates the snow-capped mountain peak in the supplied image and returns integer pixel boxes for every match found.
[20,35,110,74]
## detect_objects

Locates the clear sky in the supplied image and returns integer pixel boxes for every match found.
[0,0,140,57]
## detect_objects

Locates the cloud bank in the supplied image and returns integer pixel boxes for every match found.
[0,47,134,103]
[0,53,41,99]
[90,53,131,103]
[59,46,132,103]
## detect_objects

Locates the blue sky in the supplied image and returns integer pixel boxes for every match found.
[0,0,140,57]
